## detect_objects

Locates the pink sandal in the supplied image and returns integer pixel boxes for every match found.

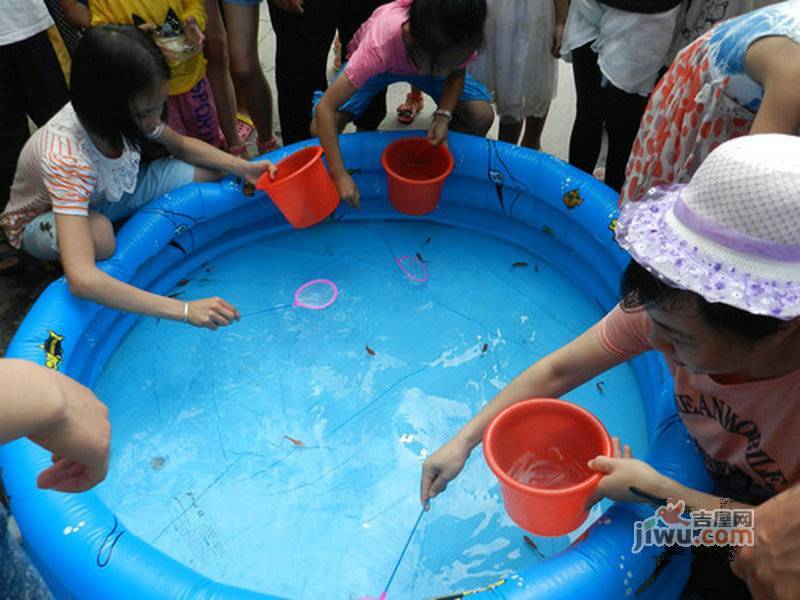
[396,90,425,125]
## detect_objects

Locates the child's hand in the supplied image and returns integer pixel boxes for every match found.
[428,116,450,147]
[186,297,241,330]
[183,16,204,53]
[552,23,565,58]
[240,160,277,185]
[334,172,361,209]
[586,437,662,506]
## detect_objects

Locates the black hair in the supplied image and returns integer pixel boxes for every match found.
[408,0,487,73]
[620,260,784,344]
[70,25,170,151]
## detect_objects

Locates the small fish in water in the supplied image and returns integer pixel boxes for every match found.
[481,343,488,354]
[242,181,255,197]
[512,261,528,268]
[283,435,305,447]
[542,225,555,237]
[523,535,546,559]
[177,278,189,287]
[150,456,167,471]
[534,264,539,272]
[416,252,425,263]
[202,262,212,273]
[423,236,432,246]
[366,345,376,356]
[596,381,605,394]
[167,291,184,298]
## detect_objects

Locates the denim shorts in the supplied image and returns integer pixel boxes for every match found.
[22,158,195,261]
[312,68,492,121]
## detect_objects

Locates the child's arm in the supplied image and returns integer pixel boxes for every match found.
[588,439,754,510]
[56,213,240,329]
[428,69,465,146]
[59,0,90,29]
[155,126,276,184]
[420,324,626,505]
[745,36,800,134]
[313,73,361,208]
[552,0,569,58]
[0,358,111,493]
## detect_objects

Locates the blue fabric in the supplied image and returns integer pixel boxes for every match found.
[21,158,194,261]
[709,0,800,112]
[312,67,492,120]
[0,503,51,599]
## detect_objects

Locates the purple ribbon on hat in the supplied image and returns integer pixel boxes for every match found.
[673,197,800,262]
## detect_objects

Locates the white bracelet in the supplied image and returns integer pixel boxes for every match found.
[183,302,189,323]
[433,109,453,122]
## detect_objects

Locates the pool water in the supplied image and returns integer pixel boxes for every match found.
[94,219,648,599]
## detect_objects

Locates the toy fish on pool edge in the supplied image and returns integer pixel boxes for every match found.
[39,331,64,370]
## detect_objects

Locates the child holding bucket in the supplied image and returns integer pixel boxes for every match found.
[0,25,275,329]
[421,134,800,596]
[310,0,495,209]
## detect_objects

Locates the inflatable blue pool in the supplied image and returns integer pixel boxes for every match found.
[1,132,711,599]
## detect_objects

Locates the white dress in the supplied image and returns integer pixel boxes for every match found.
[469,0,557,121]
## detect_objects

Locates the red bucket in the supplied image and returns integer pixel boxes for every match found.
[381,137,454,215]
[483,398,612,537]
[257,146,340,229]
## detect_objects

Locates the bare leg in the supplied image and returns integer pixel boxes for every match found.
[222,3,274,144]
[88,212,116,260]
[204,0,241,148]
[498,117,523,144]
[451,100,494,137]
[520,113,548,151]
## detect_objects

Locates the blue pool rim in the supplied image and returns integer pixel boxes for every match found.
[0,132,712,599]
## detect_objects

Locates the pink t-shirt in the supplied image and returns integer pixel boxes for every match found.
[598,305,800,504]
[344,0,475,89]
[345,0,419,89]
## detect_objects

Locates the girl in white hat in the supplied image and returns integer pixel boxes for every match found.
[422,134,800,596]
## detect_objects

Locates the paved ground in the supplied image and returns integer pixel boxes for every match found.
[0,7,578,356]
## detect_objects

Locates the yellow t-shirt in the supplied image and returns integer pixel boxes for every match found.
[90,0,207,96]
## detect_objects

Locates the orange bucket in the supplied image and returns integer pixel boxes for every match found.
[381,137,454,215]
[483,398,612,537]
[256,146,340,229]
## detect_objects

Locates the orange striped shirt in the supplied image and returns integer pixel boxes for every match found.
[0,103,141,249]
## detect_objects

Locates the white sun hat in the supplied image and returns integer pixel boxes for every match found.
[615,134,800,319]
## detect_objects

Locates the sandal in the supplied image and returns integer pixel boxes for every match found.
[256,136,280,155]
[396,90,425,125]
[236,113,255,143]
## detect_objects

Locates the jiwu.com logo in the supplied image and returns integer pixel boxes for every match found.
[632,500,754,553]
